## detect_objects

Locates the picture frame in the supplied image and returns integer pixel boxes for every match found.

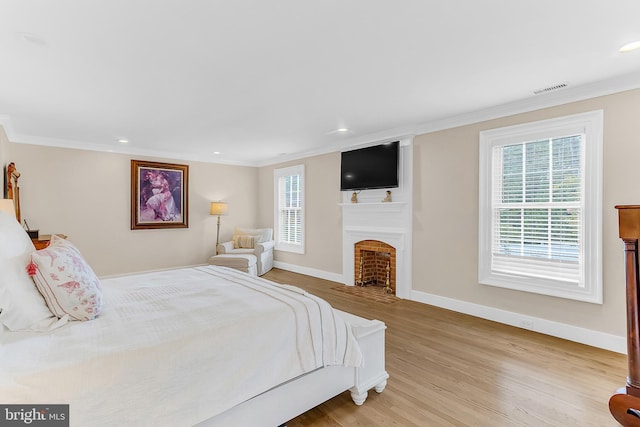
[131,160,189,230]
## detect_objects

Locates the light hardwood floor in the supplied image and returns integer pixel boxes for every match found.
[262,268,627,427]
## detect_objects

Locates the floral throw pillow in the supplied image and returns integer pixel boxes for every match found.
[28,235,103,321]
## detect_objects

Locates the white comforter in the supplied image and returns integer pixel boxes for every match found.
[0,266,362,426]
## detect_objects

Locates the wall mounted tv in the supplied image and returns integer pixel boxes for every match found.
[340,141,399,191]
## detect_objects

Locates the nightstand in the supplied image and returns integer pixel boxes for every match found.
[32,234,67,250]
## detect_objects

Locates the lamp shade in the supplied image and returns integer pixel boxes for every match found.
[210,201,228,216]
[0,199,16,219]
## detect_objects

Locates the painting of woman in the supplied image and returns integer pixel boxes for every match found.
[131,160,188,229]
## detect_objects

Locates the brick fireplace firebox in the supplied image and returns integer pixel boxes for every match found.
[354,240,396,294]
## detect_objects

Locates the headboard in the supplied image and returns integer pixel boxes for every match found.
[5,162,20,222]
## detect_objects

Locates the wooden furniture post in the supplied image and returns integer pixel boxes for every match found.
[610,206,640,426]
[624,236,640,394]
[616,205,640,396]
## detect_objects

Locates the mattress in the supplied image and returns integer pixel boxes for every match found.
[0,266,362,426]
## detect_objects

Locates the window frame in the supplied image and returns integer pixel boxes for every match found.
[478,110,603,303]
[274,164,305,254]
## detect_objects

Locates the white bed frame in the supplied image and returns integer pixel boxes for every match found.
[196,310,388,426]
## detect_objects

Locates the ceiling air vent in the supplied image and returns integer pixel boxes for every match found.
[533,83,568,95]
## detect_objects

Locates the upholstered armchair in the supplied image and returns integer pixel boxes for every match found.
[216,227,275,276]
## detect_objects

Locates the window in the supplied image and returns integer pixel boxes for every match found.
[274,164,305,254]
[478,110,603,303]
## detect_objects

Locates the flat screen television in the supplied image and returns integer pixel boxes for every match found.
[340,141,399,191]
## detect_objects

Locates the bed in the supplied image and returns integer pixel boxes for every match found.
[0,212,388,426]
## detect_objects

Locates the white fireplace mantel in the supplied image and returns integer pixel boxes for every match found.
[338,202,406,213]
[341,213,411,299]
[338,202,406,208]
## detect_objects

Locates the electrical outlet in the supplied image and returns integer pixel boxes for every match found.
[519,319,534,329]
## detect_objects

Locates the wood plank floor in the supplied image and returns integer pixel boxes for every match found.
[262,268,627,427]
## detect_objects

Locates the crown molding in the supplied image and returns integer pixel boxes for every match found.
[0,115,16,140]
[0,124,256,167]
[413,70,640,135]
[256,126,417,167]
[259,71,640,167]
[3,71,640,168]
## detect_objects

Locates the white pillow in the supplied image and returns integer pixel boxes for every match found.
[0,211,66,331]
[29,235,103,321]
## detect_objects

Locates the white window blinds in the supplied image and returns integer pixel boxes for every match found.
[491,136,582,284]
[274,165,305,254]
[478,110,603,303]
[278,174,302,244]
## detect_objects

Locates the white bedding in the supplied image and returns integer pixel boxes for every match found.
[0,266,362,426]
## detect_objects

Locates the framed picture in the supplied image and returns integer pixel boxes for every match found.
[131,160,189,230]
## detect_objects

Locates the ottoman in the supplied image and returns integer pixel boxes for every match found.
[208,254,258,276]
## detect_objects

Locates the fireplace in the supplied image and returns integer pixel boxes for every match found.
[354,240,396,294]
[340,201,411,299]
[339,137,413,299]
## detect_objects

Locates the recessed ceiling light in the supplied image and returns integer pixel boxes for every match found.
[619,40,640,53]
[213,151,220,155]
[117,139,129,144]
[16,32,48,47]
[326,128,353,136]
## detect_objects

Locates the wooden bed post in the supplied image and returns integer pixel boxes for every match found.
[622,238,640,395]
[610,206,640,425]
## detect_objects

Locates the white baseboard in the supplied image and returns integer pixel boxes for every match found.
[410,289,626,354]
[273,261,344,284]
[248,262,627,354]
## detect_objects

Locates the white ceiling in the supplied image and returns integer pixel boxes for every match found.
[1,0,640,166]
